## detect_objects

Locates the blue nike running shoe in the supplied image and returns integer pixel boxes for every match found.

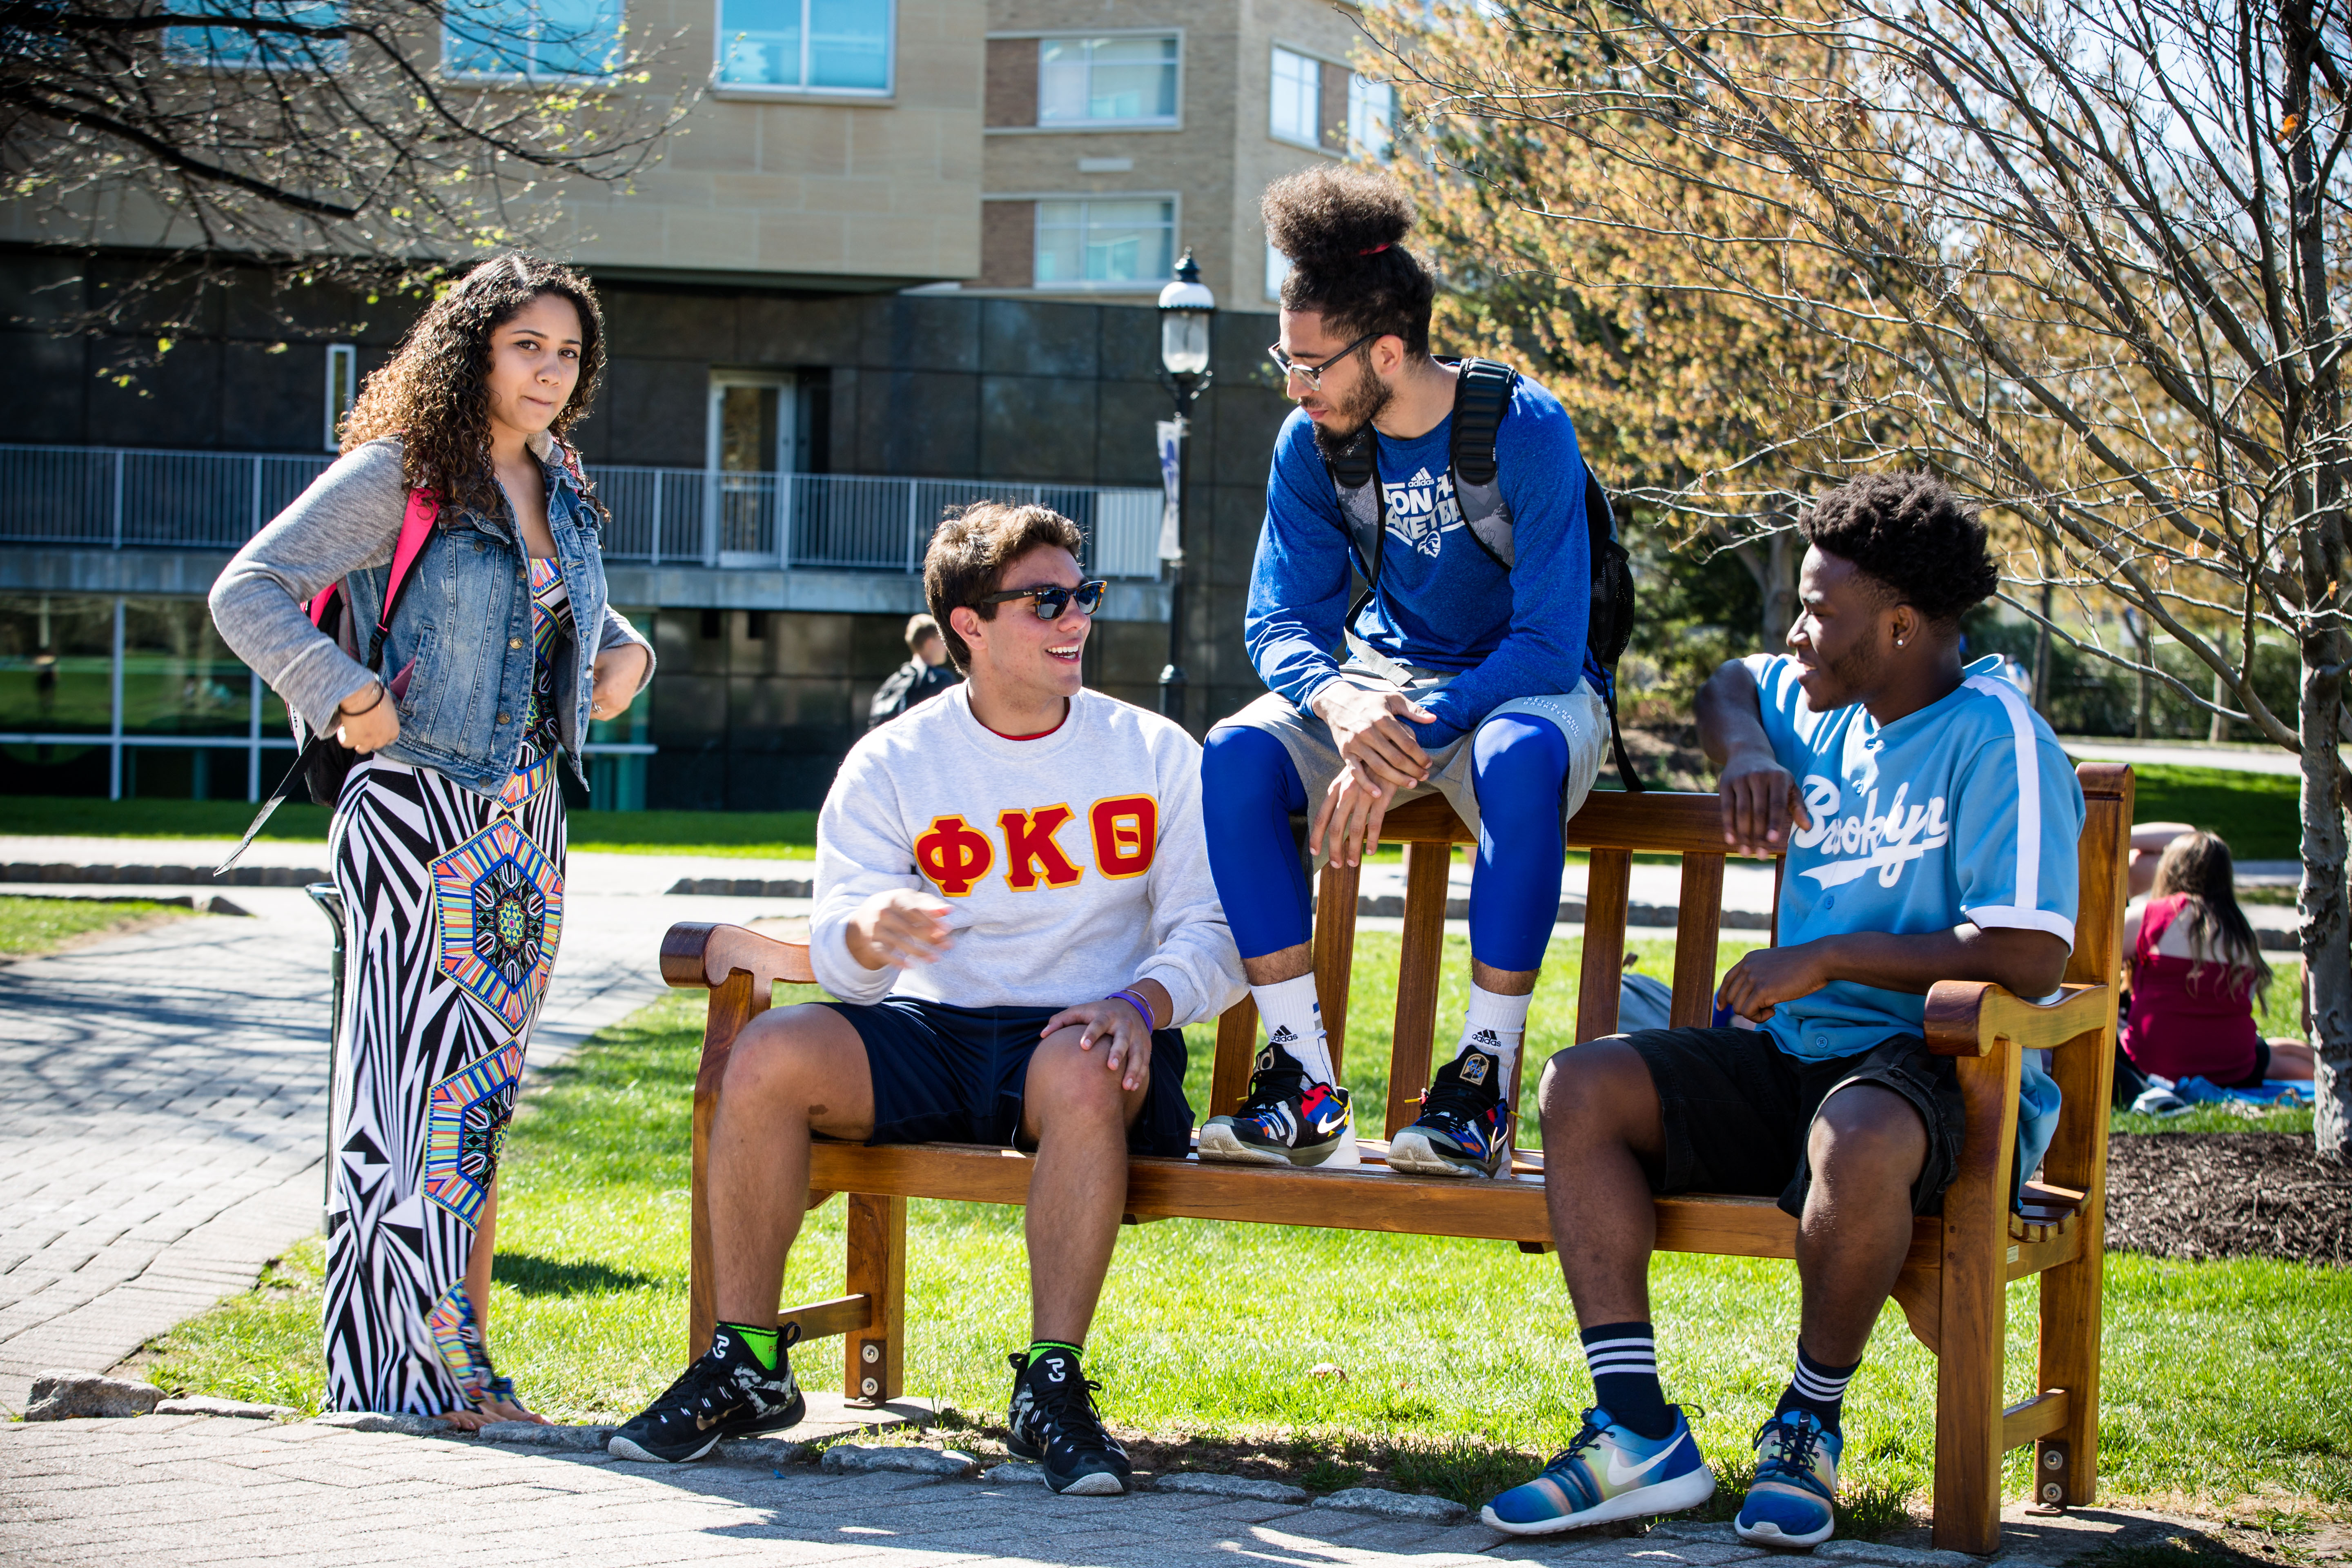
[1387,1037,1511,1178]
[1734,1410,1841,1548]
[1482,1406,1715,1535]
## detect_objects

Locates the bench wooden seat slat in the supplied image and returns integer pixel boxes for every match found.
[667,762,2132,1553]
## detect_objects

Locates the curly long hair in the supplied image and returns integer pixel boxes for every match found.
[1263,165,1437,356]
[340,253,607,520]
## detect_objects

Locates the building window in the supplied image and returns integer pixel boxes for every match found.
[1348,75,1394,158]
[1265,239,1292,303]
[719,0,893,93]
[445,0,624,78]
[324,344,356,453]
[1035,199,1174,289]
[1037,35,1177,125]
[166,0,346,69]
[1270,47,1320,146]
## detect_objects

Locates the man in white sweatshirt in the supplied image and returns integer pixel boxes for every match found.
[610,502,1244,1496]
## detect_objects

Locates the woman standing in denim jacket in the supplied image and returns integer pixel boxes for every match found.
[211,255,653,1425]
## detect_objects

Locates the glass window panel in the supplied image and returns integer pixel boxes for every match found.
[1270,47,1319,143]
[1085,36,1175,120]
[1266,238,1292,301]
[1034,202,1086,285]
[167,0,345,69]
[1037,38,1088,120]
[808,0,887,88]
[445,0,532,72]
[0,596,114,736]
[534,0,622,76]
[123,601,253,739]
[1080,199,1172,283]
[719,0,801,85]
[1348,74,1394,158]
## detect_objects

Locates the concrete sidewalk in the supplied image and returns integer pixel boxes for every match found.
[0,1413,2216,1568]
[0,854,802,1416]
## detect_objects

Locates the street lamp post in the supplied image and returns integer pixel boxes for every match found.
[1156,249,1215,725]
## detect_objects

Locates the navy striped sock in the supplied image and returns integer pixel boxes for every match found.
[1775,1343,1861,1435]
[1582,1321,1674,1441]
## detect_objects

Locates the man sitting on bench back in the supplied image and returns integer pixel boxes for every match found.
[1483,474,2083,1547]
[609,502,1244,1496]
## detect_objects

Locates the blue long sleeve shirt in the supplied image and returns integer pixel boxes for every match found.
[1243,376,1595,750]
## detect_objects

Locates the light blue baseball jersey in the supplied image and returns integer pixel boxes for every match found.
[1741,652,2085,1177]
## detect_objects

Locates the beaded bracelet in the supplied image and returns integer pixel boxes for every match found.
[1106,988,1156,1032]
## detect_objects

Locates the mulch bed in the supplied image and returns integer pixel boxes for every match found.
[2105,1132,2352,1267]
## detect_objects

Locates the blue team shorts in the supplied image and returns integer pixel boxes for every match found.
[822,997,1194,1157]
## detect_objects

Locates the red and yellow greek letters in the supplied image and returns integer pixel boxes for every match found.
[1088,795,1157,880]
[998,804,1085,890]
[914,814,994,896]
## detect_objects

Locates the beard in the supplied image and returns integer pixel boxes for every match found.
[1308,363,1395,461]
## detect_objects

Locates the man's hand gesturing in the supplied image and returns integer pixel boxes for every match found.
[846,888,954,971]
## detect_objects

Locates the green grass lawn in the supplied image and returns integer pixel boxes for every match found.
[2127,764,2303,861]
[146,933,2346,1522]
[0,894,193,957]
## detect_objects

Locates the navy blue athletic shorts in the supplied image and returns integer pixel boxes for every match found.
[822,997,1194,1157]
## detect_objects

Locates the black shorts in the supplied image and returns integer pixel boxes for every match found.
[824,997,1194,1158]
[1622,1027,1966,1218]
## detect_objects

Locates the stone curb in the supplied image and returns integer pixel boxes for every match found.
[1152,1472,1310,1503]
[1,862,325,888]
[478,1422,615,1451]
[152,1396,296,1420]
[982,1461,1047,1486]
[1817,1541,1979,1568]
[24,1374,164,1421]
[311,1411,454,1437]
[668,876,813,897]
[1310,1487,1468,1523]
[819,1443,980,1478]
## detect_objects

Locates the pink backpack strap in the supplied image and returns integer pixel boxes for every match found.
[376,488,440,634]
[307,586,337,628]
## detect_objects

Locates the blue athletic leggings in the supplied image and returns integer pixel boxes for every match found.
[1200,715,1570,971]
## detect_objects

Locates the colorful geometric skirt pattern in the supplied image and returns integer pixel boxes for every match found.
[321,741,564,1414]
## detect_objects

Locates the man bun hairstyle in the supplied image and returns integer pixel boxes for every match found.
[922,501,1086,673]
[1264,166,1436,356]
[1800,473,2000,627]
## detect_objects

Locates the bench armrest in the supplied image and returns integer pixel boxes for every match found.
[662,921,818,992]
[1922,981,2110,1058]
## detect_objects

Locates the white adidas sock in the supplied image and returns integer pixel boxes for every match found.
[1459,984,1532,1080]
[1251,973,1334,1085]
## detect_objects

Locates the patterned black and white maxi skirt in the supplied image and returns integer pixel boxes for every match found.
[323,745,564,1414]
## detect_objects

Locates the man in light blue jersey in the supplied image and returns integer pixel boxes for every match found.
[1483,474,2082,1548]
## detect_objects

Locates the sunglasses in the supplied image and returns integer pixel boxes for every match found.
[976,579,1108,619]
[1267,331,1380,392]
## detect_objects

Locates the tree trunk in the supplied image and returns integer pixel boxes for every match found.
[2301,659,2350,1162]
[2209,672,2230,744]
[2132,619,2151,741]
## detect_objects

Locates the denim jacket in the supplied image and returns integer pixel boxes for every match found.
[210,435,654,799]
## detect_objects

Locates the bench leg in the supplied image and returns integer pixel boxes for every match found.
[2034,1240,2103,1506]
[1932,1049,2017,1555]
[844,1194,906,1406]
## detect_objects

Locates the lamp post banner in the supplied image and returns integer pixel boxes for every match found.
[1156,417,1185,562]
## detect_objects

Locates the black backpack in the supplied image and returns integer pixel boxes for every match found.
[1321,357,1644,791]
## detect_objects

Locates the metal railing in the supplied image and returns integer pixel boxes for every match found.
[0,445,1167,578]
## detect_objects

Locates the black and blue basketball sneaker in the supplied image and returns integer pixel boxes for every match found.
[1386,1035,1512,1177]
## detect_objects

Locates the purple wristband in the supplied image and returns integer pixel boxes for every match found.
[1107,989,1155,1032]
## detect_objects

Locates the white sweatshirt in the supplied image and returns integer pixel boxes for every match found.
[810,684,1246,1025]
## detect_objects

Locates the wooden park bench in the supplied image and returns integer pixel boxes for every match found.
[659,762,2132,1553]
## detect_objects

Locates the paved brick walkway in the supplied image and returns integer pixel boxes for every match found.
[0,847,801,1415]
[0,1414,2190,1568]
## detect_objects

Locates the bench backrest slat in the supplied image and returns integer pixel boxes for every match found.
[1384,841,1452,1137]
[1575,847,1635,1041]
[1671,853,1728,1027]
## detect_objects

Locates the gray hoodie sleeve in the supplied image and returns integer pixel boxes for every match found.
[208,440,408,734]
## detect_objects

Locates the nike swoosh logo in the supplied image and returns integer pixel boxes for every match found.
[1605,1439,1679,1488]
[695,1412,720,1431]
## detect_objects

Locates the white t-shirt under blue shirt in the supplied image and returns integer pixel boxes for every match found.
[1742,652,2085,1179]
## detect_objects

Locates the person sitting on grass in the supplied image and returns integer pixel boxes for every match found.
[1483,474,2083,1548]
[2120,830,2314,1091]
[609,501,1244,1497]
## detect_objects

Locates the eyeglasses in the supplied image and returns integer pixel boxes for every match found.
[976,579,1109,619]
[1267,332,1379,392]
